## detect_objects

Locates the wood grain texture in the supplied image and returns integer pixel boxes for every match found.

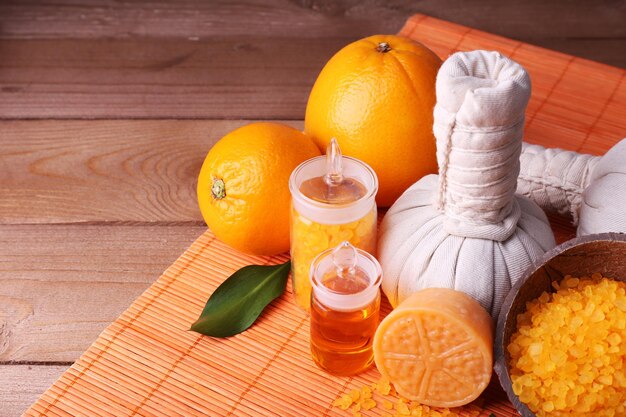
[0,0,623,119]
[0,120,302,224]
[0,365,69,417]
[0,0,402,39]
[1,0,622,45]
[0,224,205,362]
[0,38,339,119]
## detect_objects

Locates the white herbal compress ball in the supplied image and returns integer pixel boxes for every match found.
[518,138,626,236]
[378,51,556,318]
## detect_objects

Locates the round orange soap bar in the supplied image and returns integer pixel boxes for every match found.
[373,288,493,407]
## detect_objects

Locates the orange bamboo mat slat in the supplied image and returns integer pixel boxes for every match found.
[25,14,625,417]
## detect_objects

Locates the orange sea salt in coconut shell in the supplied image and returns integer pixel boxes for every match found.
[508,273,626,417]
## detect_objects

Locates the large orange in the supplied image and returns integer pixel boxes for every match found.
[305,35,441,207]
[197,122,321,256]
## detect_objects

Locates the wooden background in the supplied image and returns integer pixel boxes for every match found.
[0,1,624,415]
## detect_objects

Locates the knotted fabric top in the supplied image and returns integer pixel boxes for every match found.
[433,50,531,241]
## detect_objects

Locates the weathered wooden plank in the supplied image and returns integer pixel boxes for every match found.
[0,38,338,119]
[1,0,622,44]
[0,0,402,40]
[0,2,624,119]
[2,36,622,121]
[0,224,205,362]
[0,120,303,224]
[0,365,68,417]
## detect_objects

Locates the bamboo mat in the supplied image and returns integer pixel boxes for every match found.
[25,14,625,417]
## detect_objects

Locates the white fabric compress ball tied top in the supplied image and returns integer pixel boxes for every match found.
[518,138,626,236]
[378,50,556,318]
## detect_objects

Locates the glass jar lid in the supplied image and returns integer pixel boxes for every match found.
[290,139,378,224]
[310,241,382,311]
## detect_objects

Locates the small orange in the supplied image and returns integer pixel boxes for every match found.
[197,122,321,256]
[305,35,442,207]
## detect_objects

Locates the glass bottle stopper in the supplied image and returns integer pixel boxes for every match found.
[324,138,344,186]
[332,241,358,278]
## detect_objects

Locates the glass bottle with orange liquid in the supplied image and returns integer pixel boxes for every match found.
[289,139,378,311]
[309,241,382,376]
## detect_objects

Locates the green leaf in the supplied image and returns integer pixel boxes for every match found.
[190,260,291,338]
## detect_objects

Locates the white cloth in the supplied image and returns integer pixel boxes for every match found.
[579,139,626,235]
[379,177,555,316]
[434,50,530,241]
[517,139,626,236]
[518,143,599,225]
[378,51,556,318]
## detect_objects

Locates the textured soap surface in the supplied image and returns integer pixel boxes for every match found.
[373,288,493,407]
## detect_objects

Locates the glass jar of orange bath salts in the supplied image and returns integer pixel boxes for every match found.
[309,241,382,376]
[289,139,378,311]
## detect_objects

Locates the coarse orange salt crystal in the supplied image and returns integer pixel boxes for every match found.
[333,393,354,410]
[396,399,410,415]
[377,376,392,395]
[331,376,482,417]
[349,389,360,401]
[361,386,373,399]
[361,399,377,410]
[508,274,626,417]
